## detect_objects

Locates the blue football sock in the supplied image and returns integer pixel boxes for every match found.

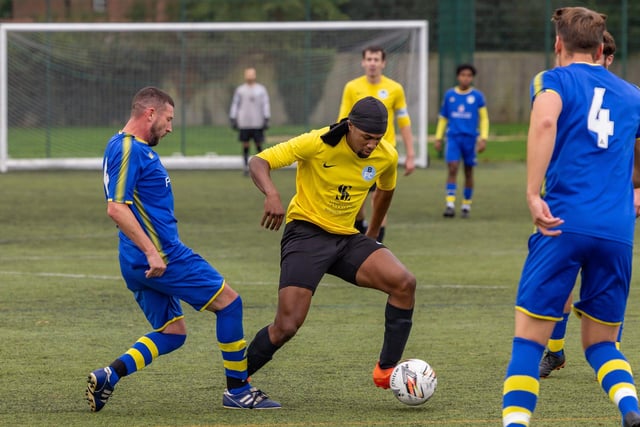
[586,341,639,417]
[502,337,544,427]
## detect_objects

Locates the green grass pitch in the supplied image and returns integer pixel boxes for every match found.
[1,142,638,426]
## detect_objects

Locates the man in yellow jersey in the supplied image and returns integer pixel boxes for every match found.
[245,97,417,403]
[434,64,489,218]
[338,45,415,242]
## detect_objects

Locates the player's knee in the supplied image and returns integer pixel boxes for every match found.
[394,271,416,300]
[271,319,300,345]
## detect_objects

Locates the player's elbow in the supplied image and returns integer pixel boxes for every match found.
[106,201,125,223]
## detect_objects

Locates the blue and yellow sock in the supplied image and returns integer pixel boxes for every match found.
[216,296,250,394]
[502,337,544,427]
[463,187,473,207]
[446,183,456,207]
[112,331,187,382]
[547,313,569,355]
[586,341,639,418]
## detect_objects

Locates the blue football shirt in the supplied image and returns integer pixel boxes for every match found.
[439,87,486,137]
[531,63,640,245]
[103,132,179,257]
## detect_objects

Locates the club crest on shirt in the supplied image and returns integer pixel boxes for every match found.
[377,89,389,100]
[148,152,154,159]
[466,95,476,104]
[362,165,376,181]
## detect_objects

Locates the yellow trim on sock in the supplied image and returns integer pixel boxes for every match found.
[597,359,632,384]
[609,382,637,405]
[218,338,247,353]
[125,348,146,371]
[138,336,159,359]
[223,359,248,372]
[446,195,456,204]
[502,406,531,426]
[547,338,565,353]
[503,375,539,395]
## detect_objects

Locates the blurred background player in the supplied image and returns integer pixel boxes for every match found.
[229,67,271,176]
[539,29,618,379]
[434,64,489,218]
[338,45,415,242]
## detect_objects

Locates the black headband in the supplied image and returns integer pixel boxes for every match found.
[348,96,388,135]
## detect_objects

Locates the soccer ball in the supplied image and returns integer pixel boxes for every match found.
[389,358,437,406]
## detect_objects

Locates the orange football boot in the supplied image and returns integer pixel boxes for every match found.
[372,362,394,389]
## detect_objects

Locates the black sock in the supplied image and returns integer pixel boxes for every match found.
[247,326,280,376]
[226,376,249,392]
[377,226,386,243]
[379,303,413,369]
[243,147,249,166]
[255,144,263,153]
[109,358,128,379]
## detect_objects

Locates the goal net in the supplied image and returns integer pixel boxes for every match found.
[0,21,428,173]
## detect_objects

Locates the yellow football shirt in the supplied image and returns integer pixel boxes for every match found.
[338,75,411,147]
[256,126,398,235]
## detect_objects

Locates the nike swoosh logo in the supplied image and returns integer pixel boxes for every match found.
[323,162,337,168]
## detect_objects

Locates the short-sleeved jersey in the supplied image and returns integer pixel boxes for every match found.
[103,132,178,260]
[257,128,398,235]
[531,63,640,245]
[338,75,411,147]
[438,87,486,137]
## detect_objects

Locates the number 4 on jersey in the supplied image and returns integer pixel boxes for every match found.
[588,87,614,149]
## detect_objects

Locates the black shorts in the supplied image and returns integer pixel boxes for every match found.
[238,129,265,143]
[279,220,385,293]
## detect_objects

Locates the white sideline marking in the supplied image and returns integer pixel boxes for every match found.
[0,271,509,290]
[0,271,120,281]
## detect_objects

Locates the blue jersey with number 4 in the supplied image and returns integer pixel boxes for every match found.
[531,63,640,245]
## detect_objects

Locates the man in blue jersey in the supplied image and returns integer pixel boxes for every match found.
[434,64,489,218]
[539,29,619,379]
[87,87,280,412]
[501,7,640,427]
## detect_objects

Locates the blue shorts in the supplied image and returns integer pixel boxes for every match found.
[516,232,631,324]
[445,134,477,166]
[119,241,225,330]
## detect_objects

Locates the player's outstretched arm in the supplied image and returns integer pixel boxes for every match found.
[249,156,285,231]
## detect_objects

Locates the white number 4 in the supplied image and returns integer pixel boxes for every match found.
[588,87,614,149]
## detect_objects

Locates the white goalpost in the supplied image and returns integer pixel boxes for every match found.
[0,21,428,173]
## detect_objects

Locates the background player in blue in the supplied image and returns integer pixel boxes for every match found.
[501,7,640,427]
[87,87,279,412]
[434,64,489,218]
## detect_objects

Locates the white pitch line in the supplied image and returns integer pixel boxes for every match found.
[0,271,510,290]
[0,271,121,281]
